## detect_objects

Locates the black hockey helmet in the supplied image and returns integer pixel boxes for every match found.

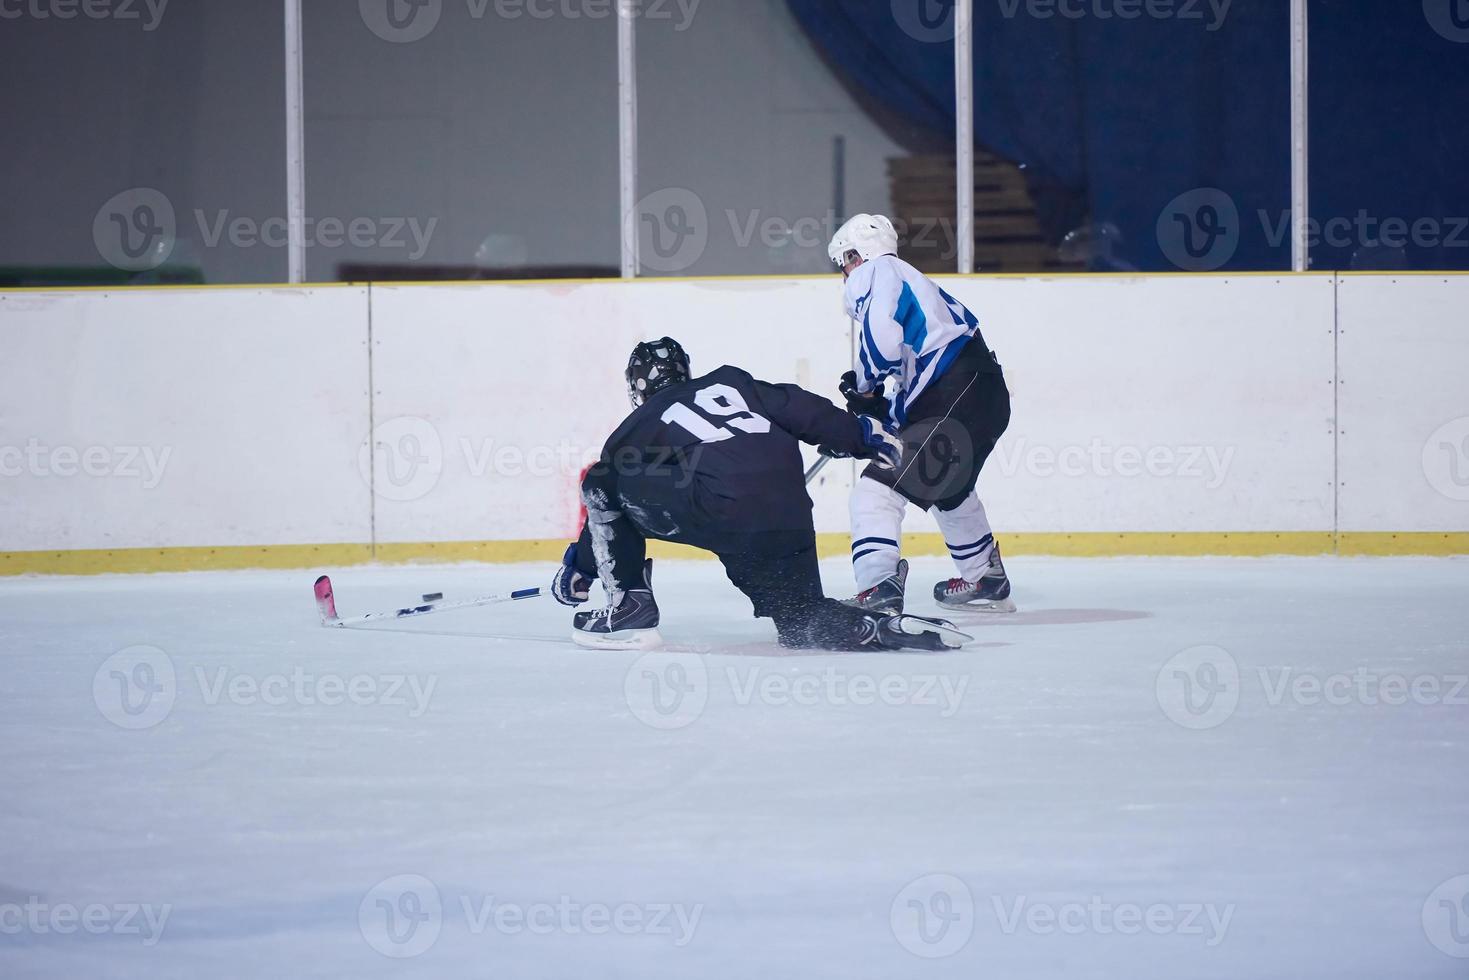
[625,337,691,407]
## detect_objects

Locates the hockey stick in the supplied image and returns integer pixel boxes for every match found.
[318,456,834,627]
[314,575,542,628]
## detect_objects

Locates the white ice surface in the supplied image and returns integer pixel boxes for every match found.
[1,556,1467,979]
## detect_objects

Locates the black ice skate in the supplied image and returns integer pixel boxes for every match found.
[873,613,972,651]
[572,589,662,650]
[933,543,1016,612]
[847,558,908,615]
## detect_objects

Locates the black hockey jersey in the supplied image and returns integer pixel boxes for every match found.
[583,365,870,553]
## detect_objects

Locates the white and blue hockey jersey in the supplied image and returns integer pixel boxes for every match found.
[843,254,982,426]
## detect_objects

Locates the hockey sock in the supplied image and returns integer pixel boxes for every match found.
[850,475,906,590]
[931,492,997,582]
[583,497,648,606]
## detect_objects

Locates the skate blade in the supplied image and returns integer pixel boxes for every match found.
[893,616,974,650]
[571,628,664,651]
[939,597,1017,614]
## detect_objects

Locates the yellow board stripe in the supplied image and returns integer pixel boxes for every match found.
[0,544,374,576]
[4,532,1466,576]
[1336,532,1469,556]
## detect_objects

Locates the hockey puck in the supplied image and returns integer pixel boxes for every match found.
[421,592,443,602]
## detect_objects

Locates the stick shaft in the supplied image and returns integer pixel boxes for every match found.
[323,587,542,627]
[804,455,831,483]
[323,455,826,628]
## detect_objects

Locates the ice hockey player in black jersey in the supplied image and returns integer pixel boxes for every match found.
[549,337,972,653]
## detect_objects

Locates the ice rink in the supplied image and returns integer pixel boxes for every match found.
[1,555,1467,978]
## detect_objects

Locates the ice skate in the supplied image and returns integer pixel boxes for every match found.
[847,558,908,615]
[934,544,1016,612]
[572,589,662,650]
[874,613,972,651]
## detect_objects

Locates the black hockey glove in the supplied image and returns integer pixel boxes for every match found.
[839,371,890,419]
[550,542,596,606]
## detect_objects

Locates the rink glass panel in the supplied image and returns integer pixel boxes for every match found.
[301,3,619,283]
[0,4,287,286]
[634,2,958,277]
[965,0,1293,273]
[1307,0,1469,272]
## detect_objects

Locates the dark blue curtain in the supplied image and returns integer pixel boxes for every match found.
[787,0,1469,271]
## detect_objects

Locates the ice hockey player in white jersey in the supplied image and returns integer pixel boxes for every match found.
[827,213,1016,613]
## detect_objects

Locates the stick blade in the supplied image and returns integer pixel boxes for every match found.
[314,575,339,623]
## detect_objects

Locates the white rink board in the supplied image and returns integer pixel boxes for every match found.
[1337,275,1469,532]
[371,276,1336,544]
[0,287,372,551]
[367,280,855,543]
[2,273,1466,557]
[911,275,1336,534]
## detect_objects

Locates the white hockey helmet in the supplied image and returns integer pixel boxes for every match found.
[827,213,898,268]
